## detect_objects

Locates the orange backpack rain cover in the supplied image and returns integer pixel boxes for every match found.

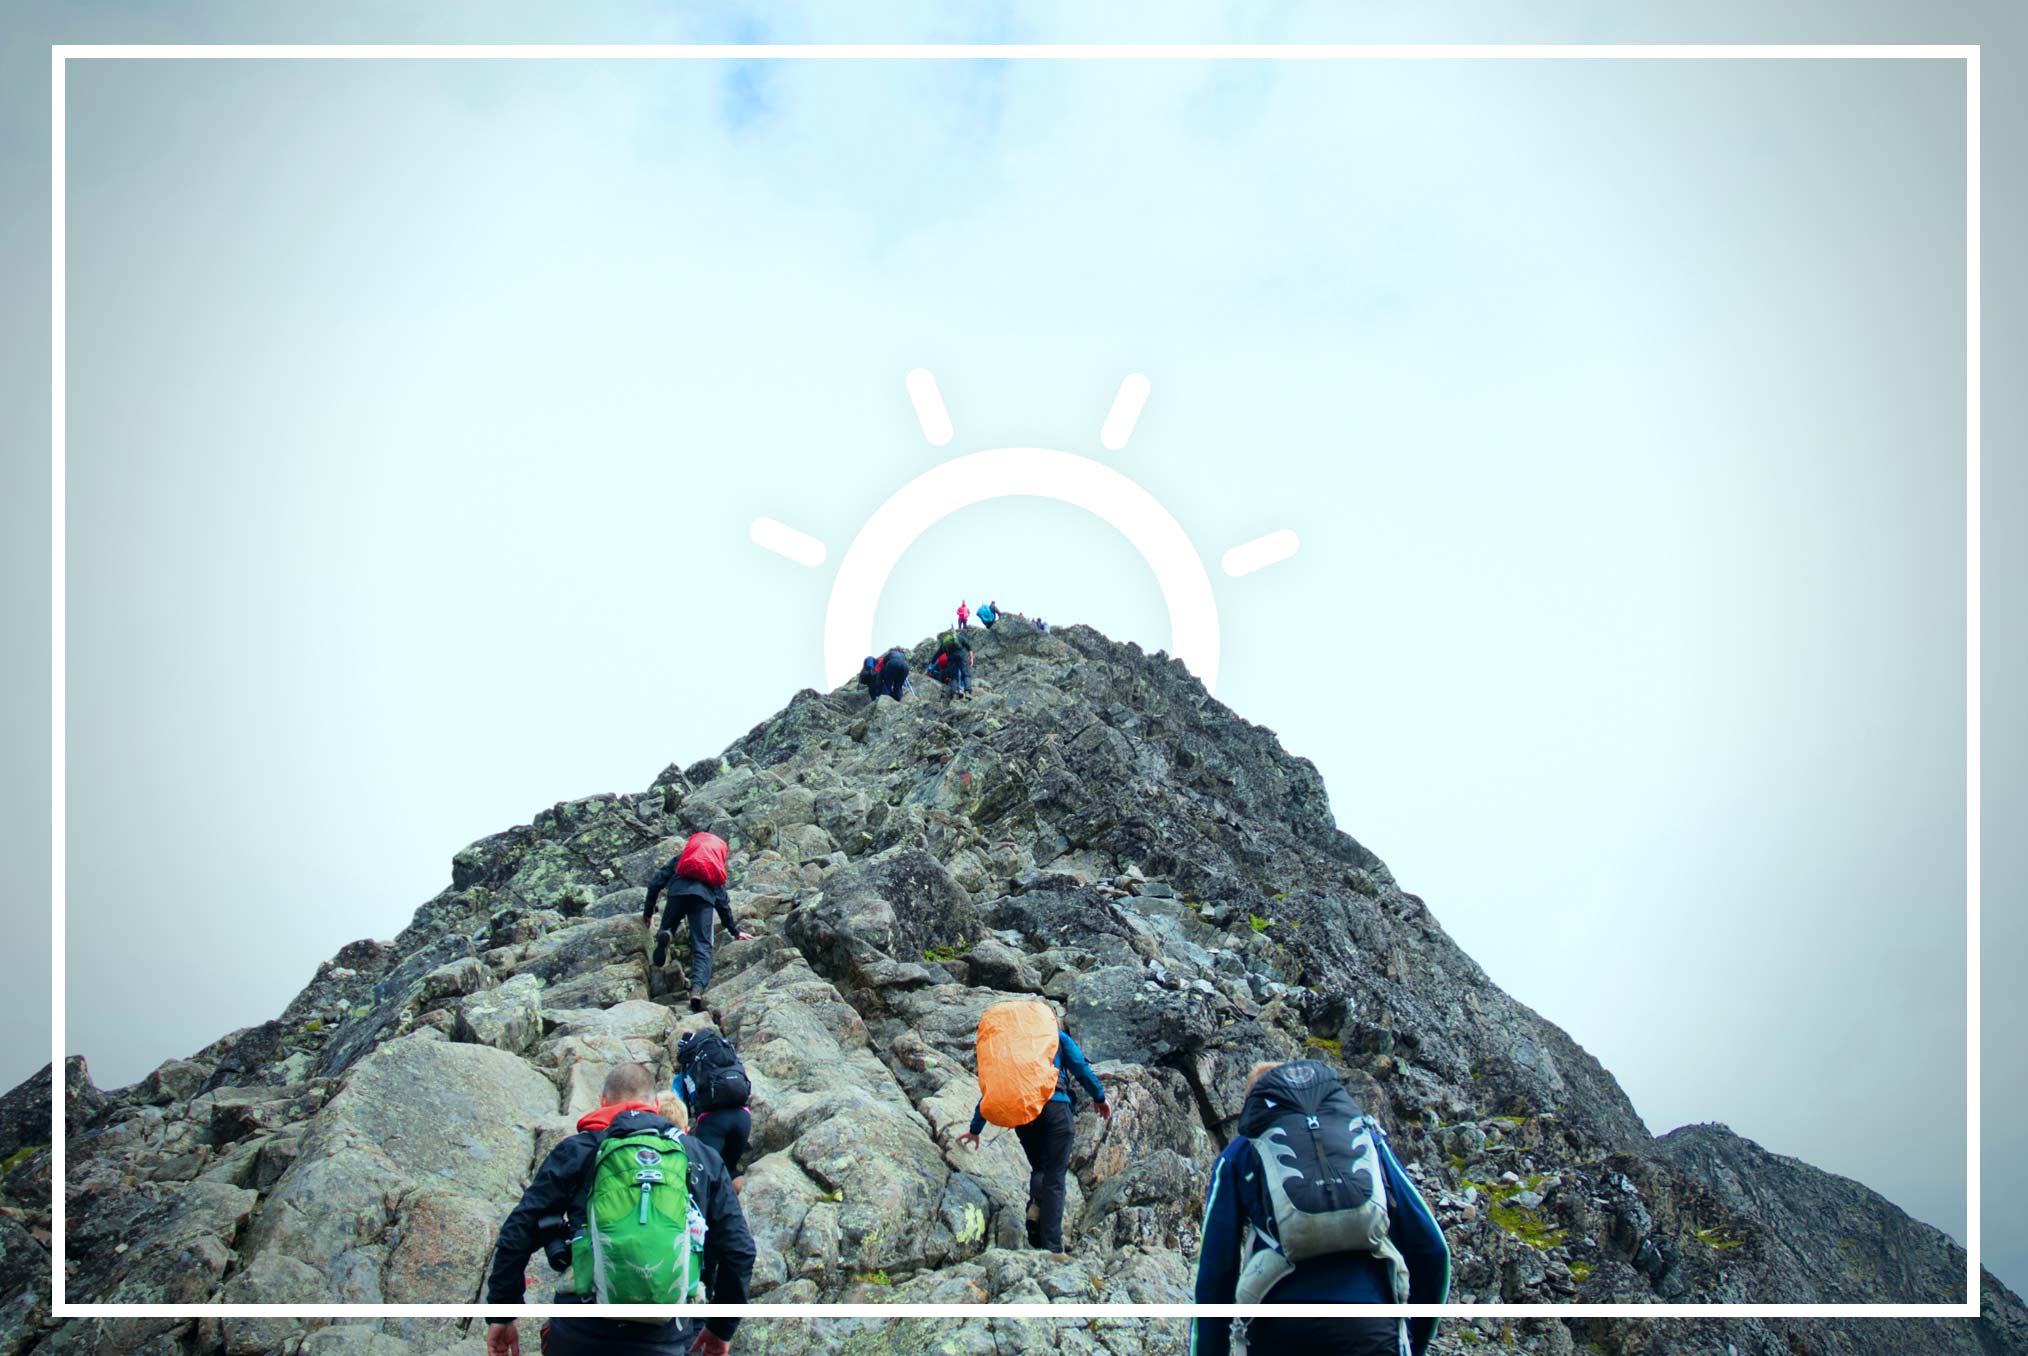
[976,1000,1060,1128]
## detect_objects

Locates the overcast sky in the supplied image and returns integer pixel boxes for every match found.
[2,0,2022,1300]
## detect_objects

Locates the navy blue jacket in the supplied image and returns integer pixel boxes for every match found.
[643,867,735,933]
[1192,1072,1449,1356]
[969,1031,1106,1135]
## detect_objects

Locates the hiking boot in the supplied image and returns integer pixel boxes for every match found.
[652,930,672,968]
[690,995,706,1013]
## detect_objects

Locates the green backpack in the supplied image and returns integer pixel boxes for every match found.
[569,1128,707,1305]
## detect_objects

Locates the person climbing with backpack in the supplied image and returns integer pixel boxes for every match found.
[644,833,753,1014]
[1033,617,1049,633]
[862,647,910,704]
[674,1029,753,1186]
[928,632,973,701]
[957,599,970,630]
[977,600,998,630]
[484,1063,754,1356]
[955,999,1109,1253]
[1191,1060,1450,1356]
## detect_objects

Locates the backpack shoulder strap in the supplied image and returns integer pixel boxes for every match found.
[565,1128,610,1220]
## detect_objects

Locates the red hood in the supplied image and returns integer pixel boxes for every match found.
[576,1101,660,1133]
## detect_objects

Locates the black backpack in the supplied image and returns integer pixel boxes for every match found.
[678,1030,752,1113]
[1232,1060,1410,1304]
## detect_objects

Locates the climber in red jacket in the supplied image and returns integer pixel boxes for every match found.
[644,833,752,1013]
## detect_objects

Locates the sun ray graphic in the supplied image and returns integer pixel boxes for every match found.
[750,369,1302,695]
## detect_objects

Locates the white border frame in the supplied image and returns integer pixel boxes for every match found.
[47,42,1982,1324]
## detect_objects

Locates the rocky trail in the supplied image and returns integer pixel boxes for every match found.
[2,621,2021,1356]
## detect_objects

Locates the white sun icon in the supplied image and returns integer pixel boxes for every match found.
[749,370,1302,696]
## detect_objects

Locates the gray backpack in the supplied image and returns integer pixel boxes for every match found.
[1232,1061,1411,1306]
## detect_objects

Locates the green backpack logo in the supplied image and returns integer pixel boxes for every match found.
[569,1129,707,1305]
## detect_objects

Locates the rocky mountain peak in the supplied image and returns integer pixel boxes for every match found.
[3,619,2020,1356]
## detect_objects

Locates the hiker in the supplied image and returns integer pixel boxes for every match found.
[675,1029,753,1186]
[644,832,753,1014]
[1191,1060,1450,1356]
[863,647,910,704]
[955,1000,1109,1253]
[484,1063,754,1356]
[929,632,973,700]
[1033,617,1049,633]
[926,647,956,697]
[957,599,970,630]
[977,600,999,630]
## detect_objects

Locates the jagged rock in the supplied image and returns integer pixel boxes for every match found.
[0,1289,50,1356]
[72,1180,257,1304]
[0,1218,45,1332]
[134,1061,212,1108]
[452,974,543,1054]
[784,851,980,995]
[419,958,490,1004]
[234,1035,556,1302]
[218,1255,328,1356]
[964,938,1043,994]
[299,1327,419,1356]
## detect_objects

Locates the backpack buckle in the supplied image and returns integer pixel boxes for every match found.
[1305,1115,1321,1129]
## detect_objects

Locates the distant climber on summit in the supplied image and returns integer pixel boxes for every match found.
[1033,617,1049,634]
[977,600,999,630]
[1191,1060,1451,1356]
[644,832,752,1013]
[957,599,971,630]
[859,647,910,705]
[957,1000,1109,1254]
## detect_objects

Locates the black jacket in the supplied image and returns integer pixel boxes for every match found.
[644,865,735,933]
[485,1105,755,1339]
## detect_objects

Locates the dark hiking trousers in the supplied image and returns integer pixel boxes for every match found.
[1014,1099,1076,1251]
[657,897,720,994]
[1239,1317,1406,1355]
[693,1106,752,1178]
[691,1106,751,1297]
[873,656,909,701]
[540,1315,695,1356]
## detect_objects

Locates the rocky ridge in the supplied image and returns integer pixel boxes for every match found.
[1,620,2021,1356]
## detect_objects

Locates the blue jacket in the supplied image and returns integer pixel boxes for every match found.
[1191,1072,1449,1356]
[969,1031,1105,1135]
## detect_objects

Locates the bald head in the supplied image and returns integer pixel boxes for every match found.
[600,1063,655,1106]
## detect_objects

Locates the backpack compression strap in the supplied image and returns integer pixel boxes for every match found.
[1232,1115,1412,1307]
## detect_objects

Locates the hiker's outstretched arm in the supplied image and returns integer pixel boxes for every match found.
[1058,1033,1106,1104]
[967,1101,986,1137]
[644,858,675,920]
[1191,1151,1244,1356]
[702,1164,756,1340]
[713,886,737,932]
[484,1140,589,1311]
